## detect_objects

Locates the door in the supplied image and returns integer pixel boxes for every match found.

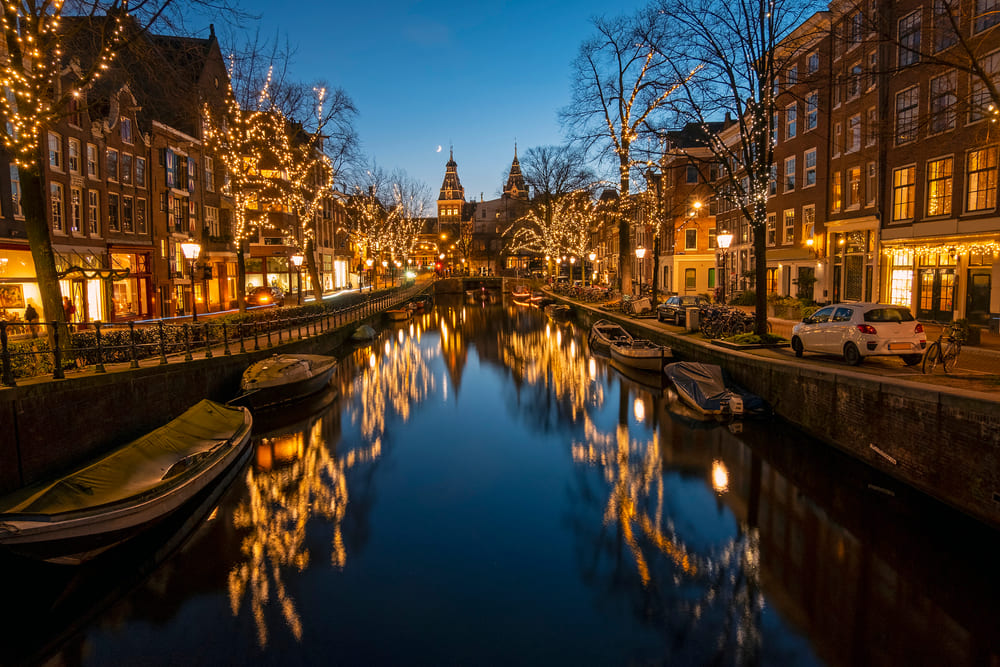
[917,268,955,321]
[966,270,991,325]
[798,306,835,352]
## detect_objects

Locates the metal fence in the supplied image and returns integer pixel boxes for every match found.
[0,285,421,387]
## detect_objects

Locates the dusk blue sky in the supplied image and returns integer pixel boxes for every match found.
[226,0,650,206]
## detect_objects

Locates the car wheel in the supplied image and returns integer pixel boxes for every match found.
[902,354,922,366]
[791,336,804,358]
[843,342,862,366]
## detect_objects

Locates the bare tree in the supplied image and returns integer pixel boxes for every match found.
[647,0,823,334]
[385,170,431,265]
[562,12,693,295]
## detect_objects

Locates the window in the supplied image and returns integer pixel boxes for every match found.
[805,149,817,186]
[970,51,1000,122]
[832,171,843,212]
[866,107,878,146]
[849,11,864,46]
[895,86,919,144]
[88,191,99,234]
[772,112,778,146]
[685,268,696,290]
[849,114,861,152]
[785,103,797,139]
[108,192,120,232]
[136,197,147,234]
[934,0,958,51]
[121,153,133,185]
[898,10,922,67]
[686,164,698,183]
[204,156,215,192]
[685,228,697,250]
[975,0,1000,32]
[769,164,777,195]
[834,122,843,155]
[106,148,119,181]
[848,166,862,208]
[867,162,878,206]
[929,71,957,133]
[187,157,196,191]
[70,187,81,232]
[892,166,916,220]
[206,205,219,236]
[926,156,953,216]
[136,157,146,188]
[68,138,80,174]
[784,155,796,191]
[849,62,862,98]
[122,195,134,232]
[783,209,795,244]
[807,51,819,73]
[120,117,132,143]
[787,65,798,85]
[48,133,62,169]
[708,228,717,249]
[164,149,176,188]
[866,52,878,90]
[767,212,777,246]
[9,164,21,218]
[806,91,818,130]
[967,146,998,211]
[802,204,816,241]
[86,144,98,178]
[50,183,64,231]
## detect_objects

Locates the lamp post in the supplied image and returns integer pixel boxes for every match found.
[291,252,304,305]
[588,252,596,287]
[634,245,646,296]
[381,260,388,287]
[180,237,201,322]
[717,232,733,304]
[366,258,374,291]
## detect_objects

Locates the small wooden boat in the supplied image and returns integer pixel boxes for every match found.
[544,303,572,320]
[588,319,634,352]
[351,324,376,342]
[510,287,531,302]
[609,339,671,372]
[238,353,338,410]
[664,362,771,419]
[0,399,253,564]
[385,307,410,321]
[529,291,553,307]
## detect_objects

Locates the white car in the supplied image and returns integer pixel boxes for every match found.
[790,303,926,366]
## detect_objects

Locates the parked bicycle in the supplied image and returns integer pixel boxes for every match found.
[922,322,964,374]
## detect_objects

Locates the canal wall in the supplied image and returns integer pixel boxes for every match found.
[581,309,1000,530]
[0,320,366,494]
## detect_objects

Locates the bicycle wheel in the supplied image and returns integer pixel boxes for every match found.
[941,341,961,373]
[922,341,941,374]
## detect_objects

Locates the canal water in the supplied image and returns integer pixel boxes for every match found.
[2,295,999,666]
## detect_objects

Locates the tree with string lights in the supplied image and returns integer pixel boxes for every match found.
[562,11,694,295]
[0,1,235,340]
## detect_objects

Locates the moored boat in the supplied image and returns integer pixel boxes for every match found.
[386,307,410,321]
[510,287,531,302]
[609,339,671,372]
[663,362,771,419]
[237,353,338,410]
[529,291,553,307]
[351,324,376,342]
[588,319,634,352]
[544,303,572,320]
[0,399,253,564]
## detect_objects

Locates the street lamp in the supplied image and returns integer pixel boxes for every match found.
[717,231,733,304]
[381,260,388,287]
[180,237,201,322]
[290,252,304,305]
[570,256,576,285]
[588,252,597,287]
[635,245,646,296]
[366,258,374,291]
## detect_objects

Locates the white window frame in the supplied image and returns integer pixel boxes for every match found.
[804,148,817,187]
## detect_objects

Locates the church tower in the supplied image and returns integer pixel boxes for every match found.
[437,148,465,225]
[503,144,528,200]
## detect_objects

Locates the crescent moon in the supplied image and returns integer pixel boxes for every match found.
[436,145,442,152]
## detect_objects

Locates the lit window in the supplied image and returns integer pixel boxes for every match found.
[926,156,953,216]
[892,166,916,220]
[967,146,998,211]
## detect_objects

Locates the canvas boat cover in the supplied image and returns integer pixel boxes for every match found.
[0,400,248,517]
[664,362,734,414]
[242,354,337,391]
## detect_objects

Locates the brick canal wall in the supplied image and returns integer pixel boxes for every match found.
[0,322,364,495]
[581,309,1000,530]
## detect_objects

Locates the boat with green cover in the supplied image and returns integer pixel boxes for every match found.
[0,399,253,565]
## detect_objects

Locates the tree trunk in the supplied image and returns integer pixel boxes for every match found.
[617,151,632,295]
[236,240,248,313]
[305,237,322,301]
[753,225,768,336]
[651,233,660,307]
[19,162,69,348]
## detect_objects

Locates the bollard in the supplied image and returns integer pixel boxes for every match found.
[52,322,64,379]
[223,323,232,355]
[203,323,213,358]
[239,322,247,354]
[128,322,140,369]
[93,322,106,373]
[266,324,273,348]
[253,322,260,351]
[158,321,168,364]
[0,322,15,387]
[183,324,193,361]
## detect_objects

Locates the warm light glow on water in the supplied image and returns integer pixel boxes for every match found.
[6,295,999,666]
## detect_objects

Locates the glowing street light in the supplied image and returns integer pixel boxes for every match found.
[291,252,304,305]
[717,231,733,304]
[180,237,202,322]
[634,245,646,296]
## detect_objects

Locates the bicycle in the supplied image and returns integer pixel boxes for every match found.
[922,322,964,374]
